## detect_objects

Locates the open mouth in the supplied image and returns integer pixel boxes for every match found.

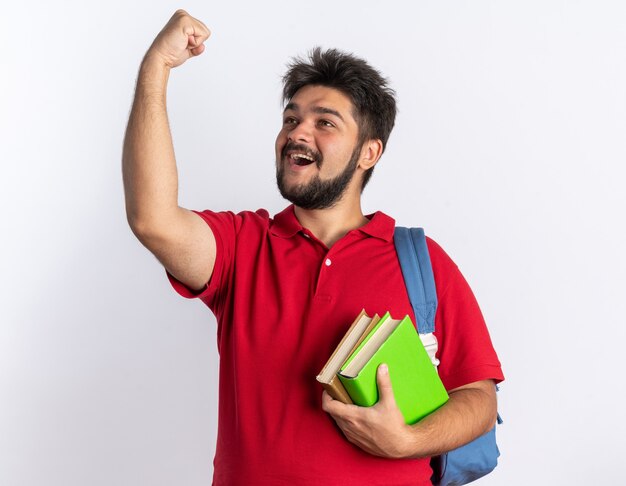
[290,153,316,166]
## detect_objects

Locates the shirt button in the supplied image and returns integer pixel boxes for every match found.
[325,258,332,266]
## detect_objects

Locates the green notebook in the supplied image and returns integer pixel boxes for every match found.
[338,313,449,424]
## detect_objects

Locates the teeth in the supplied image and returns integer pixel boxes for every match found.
[292,153,314,161]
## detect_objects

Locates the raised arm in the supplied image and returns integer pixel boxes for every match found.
[123,10,215,291]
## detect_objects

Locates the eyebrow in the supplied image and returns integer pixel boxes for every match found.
[284,102,346,123]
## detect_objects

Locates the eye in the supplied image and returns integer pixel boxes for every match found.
[283,116,298,126]
[318,119,335,128]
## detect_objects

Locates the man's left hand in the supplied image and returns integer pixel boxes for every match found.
[321,363,414,458]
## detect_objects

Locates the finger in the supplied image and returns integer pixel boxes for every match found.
[322,390,337,415]
[190,44,205,57]
[190,15,211,39]
[183,21,211,45]
[186,34,206,57]
[376,363,397,408]
[197,18,211,35]
[322,391,355,419]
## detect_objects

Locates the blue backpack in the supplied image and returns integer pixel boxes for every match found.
[394,227,502,486]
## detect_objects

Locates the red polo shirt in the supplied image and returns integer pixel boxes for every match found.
[168,205,504,486]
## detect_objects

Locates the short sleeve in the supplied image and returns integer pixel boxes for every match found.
[165,209,242,314]
[427,238,505,391]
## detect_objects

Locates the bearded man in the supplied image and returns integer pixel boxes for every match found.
[123,10,504,486]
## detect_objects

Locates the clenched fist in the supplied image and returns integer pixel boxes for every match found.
[146,9,211,69]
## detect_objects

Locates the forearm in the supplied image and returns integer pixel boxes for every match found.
[405,381,497,459]
[323,365,498,460]
[122,55,180,233]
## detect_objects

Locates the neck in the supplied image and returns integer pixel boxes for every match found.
[294,195,368,248]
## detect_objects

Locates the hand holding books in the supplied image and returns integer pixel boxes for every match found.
[320,363,416,459]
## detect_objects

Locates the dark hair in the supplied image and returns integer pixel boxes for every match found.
[282,47,397,189]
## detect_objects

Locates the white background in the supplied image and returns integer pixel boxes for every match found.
[2,1,625,484]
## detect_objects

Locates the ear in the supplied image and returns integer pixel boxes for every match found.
[358,139,384,170]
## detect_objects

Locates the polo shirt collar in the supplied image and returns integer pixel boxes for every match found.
[270,205,395,242]
[358,211,395,242]
[270,205,302,238]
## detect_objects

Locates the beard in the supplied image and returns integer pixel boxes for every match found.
[276,143,362,210]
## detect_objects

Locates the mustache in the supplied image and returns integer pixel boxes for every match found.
[281,142,323,168]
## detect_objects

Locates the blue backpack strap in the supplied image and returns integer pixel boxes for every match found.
[393,227,437,334]
[395,226,501,486]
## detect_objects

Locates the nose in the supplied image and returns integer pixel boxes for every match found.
[288,120,312,143]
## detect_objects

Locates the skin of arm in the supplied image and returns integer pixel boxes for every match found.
[122,10,215,291]
[321,364,497,459]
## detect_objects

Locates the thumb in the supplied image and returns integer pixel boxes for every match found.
[376,363,397,407]
[188,35,206,56]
